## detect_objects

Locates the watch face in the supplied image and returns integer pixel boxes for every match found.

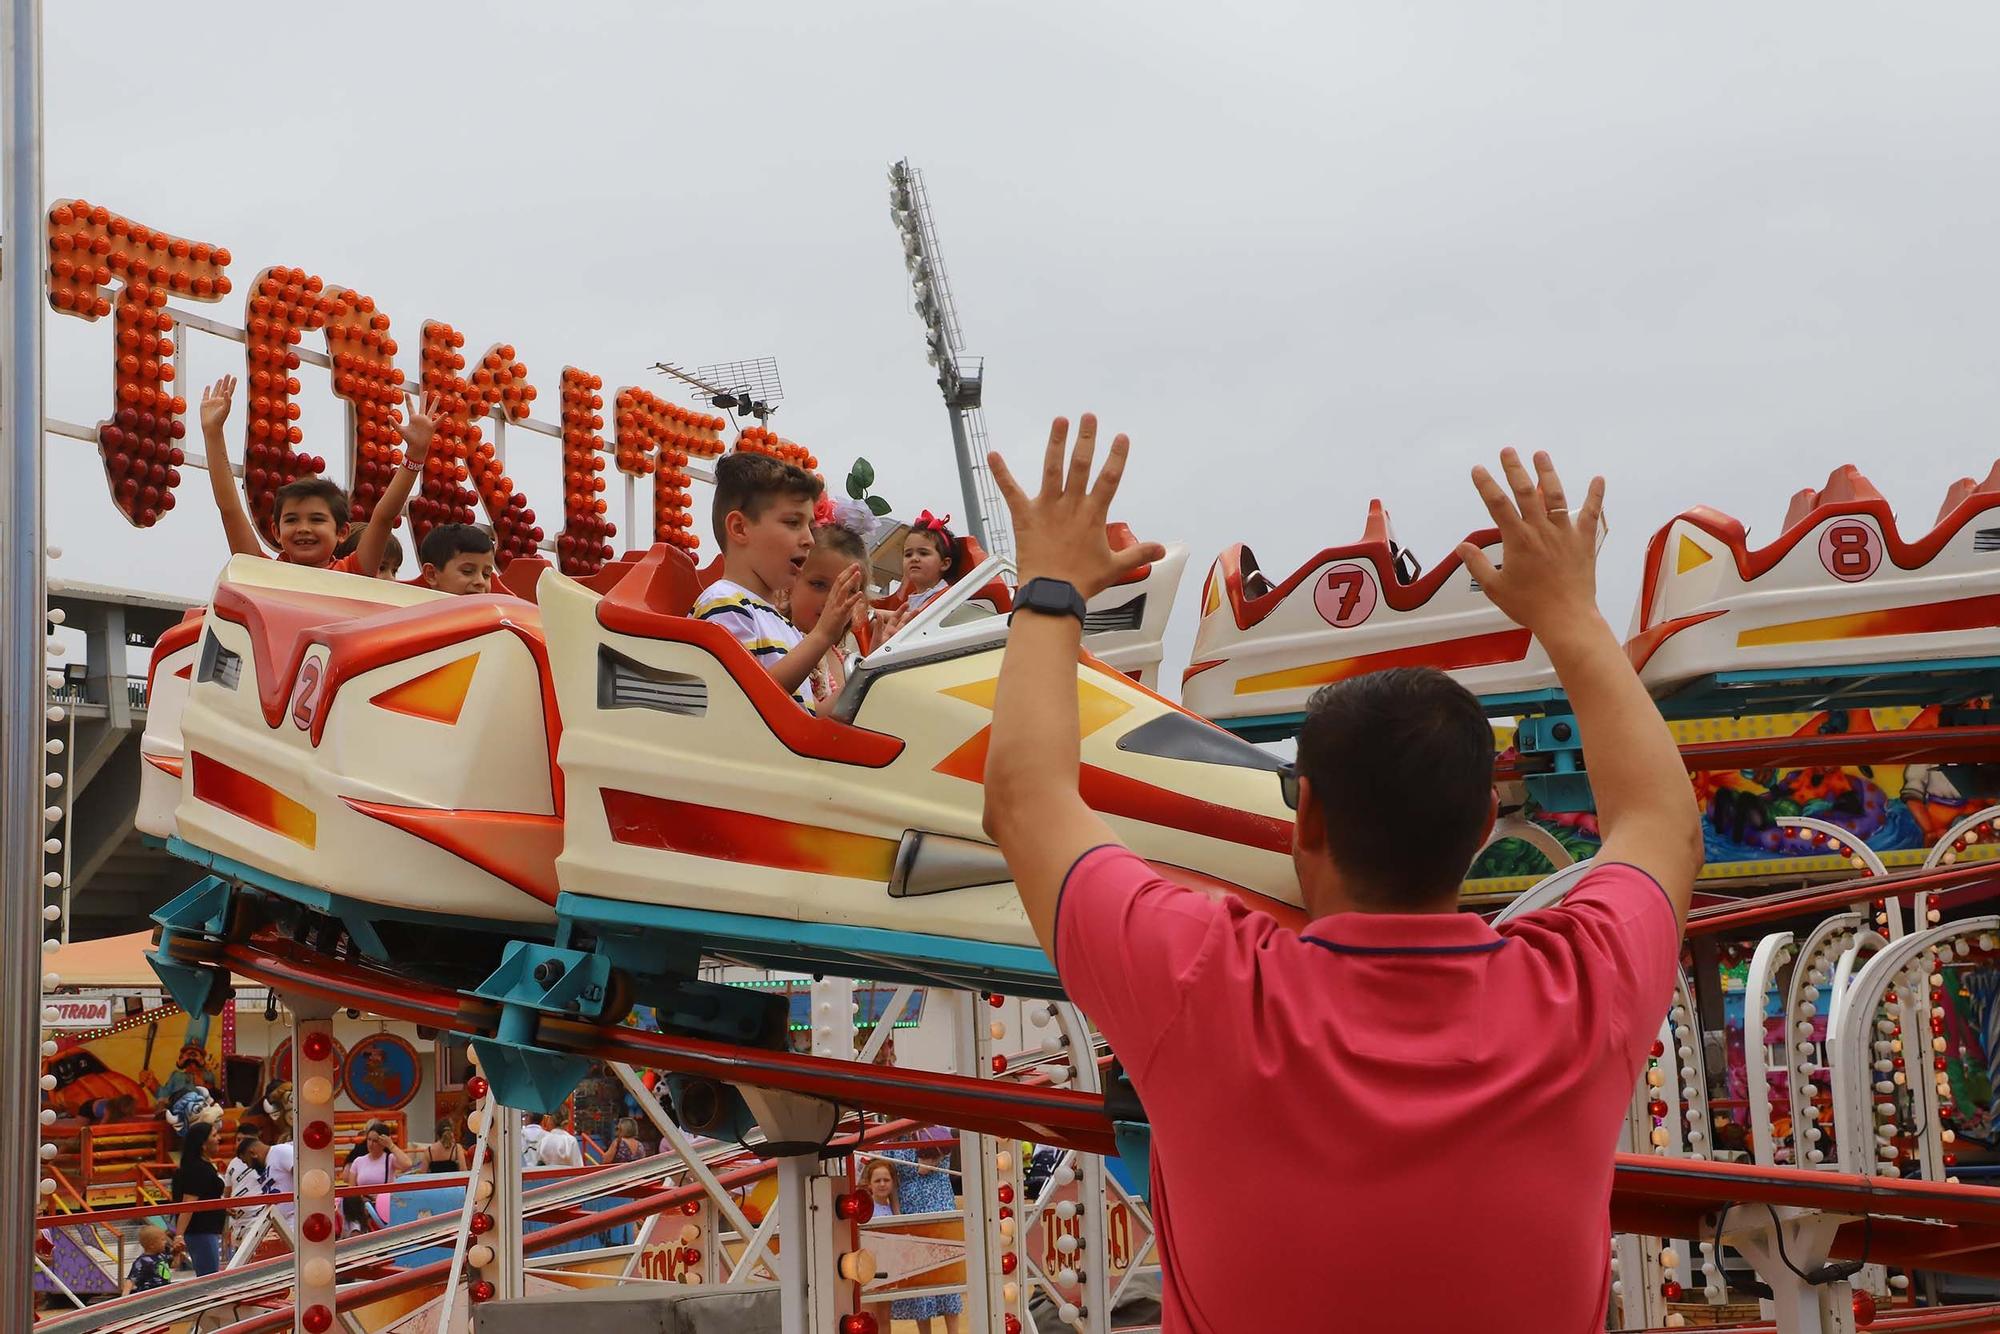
[1022,580,1083,617]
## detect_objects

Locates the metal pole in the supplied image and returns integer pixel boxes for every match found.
[943,402,990,551]
[0,0,45,1327]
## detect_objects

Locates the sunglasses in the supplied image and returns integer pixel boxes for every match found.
[1277,762,1300,811]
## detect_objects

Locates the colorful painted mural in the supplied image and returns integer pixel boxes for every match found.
[1470,706,2000,891]
[42,1004,220,1124]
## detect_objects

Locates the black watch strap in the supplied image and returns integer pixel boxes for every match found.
[1011,577,1088,625]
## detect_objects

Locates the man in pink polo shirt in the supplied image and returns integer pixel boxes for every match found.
[982,421,1701,1333]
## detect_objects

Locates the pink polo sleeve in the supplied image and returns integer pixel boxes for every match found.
[1506,861,1684,1052]
[1053,843,1229,1080]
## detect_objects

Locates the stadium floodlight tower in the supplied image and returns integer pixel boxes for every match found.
[887,160,1011,559]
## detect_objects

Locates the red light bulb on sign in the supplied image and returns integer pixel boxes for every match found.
[303,1121,333,1150]
[835,1190,875,1224]
[839,1315,879,1334]
[470,1212,494,1235]
[301,1213,334,1243]
[470,1279,496,1303]
[303,1305,334,1333]
[1000,1251,1018,1274]
[301,1031,333,1063]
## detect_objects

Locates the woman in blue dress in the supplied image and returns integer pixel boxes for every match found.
[884,1126,963,1334]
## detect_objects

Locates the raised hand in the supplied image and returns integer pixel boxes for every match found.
[814,565,868,646]
[1457,448,1606,637]
[871,600,916,641]
[396,393,441,466]
[987,415,1166,599]
[199,375,236,437]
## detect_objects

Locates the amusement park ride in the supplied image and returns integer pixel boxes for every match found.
[15,131,2000,1334]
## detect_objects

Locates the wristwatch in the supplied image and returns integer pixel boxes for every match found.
[1011,577,1087,625]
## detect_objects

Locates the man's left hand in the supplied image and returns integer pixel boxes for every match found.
[989,415,1166,599]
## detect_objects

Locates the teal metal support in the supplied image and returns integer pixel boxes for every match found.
[466,942,615,1112]
[146,875,234,1015]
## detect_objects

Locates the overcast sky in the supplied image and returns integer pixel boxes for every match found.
[36,2,2000,686]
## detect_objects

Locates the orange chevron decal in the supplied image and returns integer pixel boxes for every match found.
[191,752,316,848]
[143,753,184,778]
[369,653,480,725]
[1234,628,1532,695]
[936,675,1134,786]
[1735,594,2000,648]
[601,788,899,881]
[342,799,560,904]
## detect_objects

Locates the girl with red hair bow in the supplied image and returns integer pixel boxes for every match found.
[899,510,957,611]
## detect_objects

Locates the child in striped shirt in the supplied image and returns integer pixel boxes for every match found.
[693,453,864,706]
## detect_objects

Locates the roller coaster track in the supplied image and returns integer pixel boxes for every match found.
[1491,720,2000,784]
[1686,859,2000,936]
[38,1148,710,1334]
[149,929,2000,1288]
[45,1114,922,1334]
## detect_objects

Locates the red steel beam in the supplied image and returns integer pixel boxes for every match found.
[208,933,1121,1156]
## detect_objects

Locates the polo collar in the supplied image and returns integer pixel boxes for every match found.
[1302,909,1504,956]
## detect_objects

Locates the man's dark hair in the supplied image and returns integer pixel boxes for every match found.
[234,1134,263,1163]
[274,476,350,530]
[419,523,494,568]
[711,451,823,545]
[1296,667,1496,906]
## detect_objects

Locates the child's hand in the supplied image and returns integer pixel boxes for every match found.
[813,566,867,645]
[871,602,916,642]
[396,393,441,466]
[199,376,236,437]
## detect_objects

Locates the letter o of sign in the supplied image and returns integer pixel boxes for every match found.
[1818,521,1881,583]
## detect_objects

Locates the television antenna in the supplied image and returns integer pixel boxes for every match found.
[654,357,783,425]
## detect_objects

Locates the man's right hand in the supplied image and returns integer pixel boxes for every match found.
[1460,447,1701,924]
[1457,448,1605,640]
[199,375,236,438]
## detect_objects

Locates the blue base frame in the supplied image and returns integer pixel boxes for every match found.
[1648,655,2000,721]
[558,891,1065,1001]
[158,834,1065,1000]
[1217,657,2000,739]
[162,835,555,964]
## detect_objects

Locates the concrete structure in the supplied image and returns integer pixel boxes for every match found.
[46,578,198,940]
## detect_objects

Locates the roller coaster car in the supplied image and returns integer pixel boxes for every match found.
[162,543,1290,985]
[1181,501,1557,736]
[1627,462,2000,708]
[137,608,207,842]
[537,542,1295,967]
[166,556,563,926]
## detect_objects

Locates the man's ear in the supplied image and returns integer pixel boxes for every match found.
[421,564,440,588]
[1481,787,1499,847]
[724,509,750,546]
[333,522,352,540]
[1294,774,1327,854]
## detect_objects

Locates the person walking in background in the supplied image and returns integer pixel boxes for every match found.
[885,1125,963,1334]
[421,1119,467,1173]
[170,1122,226,1276]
